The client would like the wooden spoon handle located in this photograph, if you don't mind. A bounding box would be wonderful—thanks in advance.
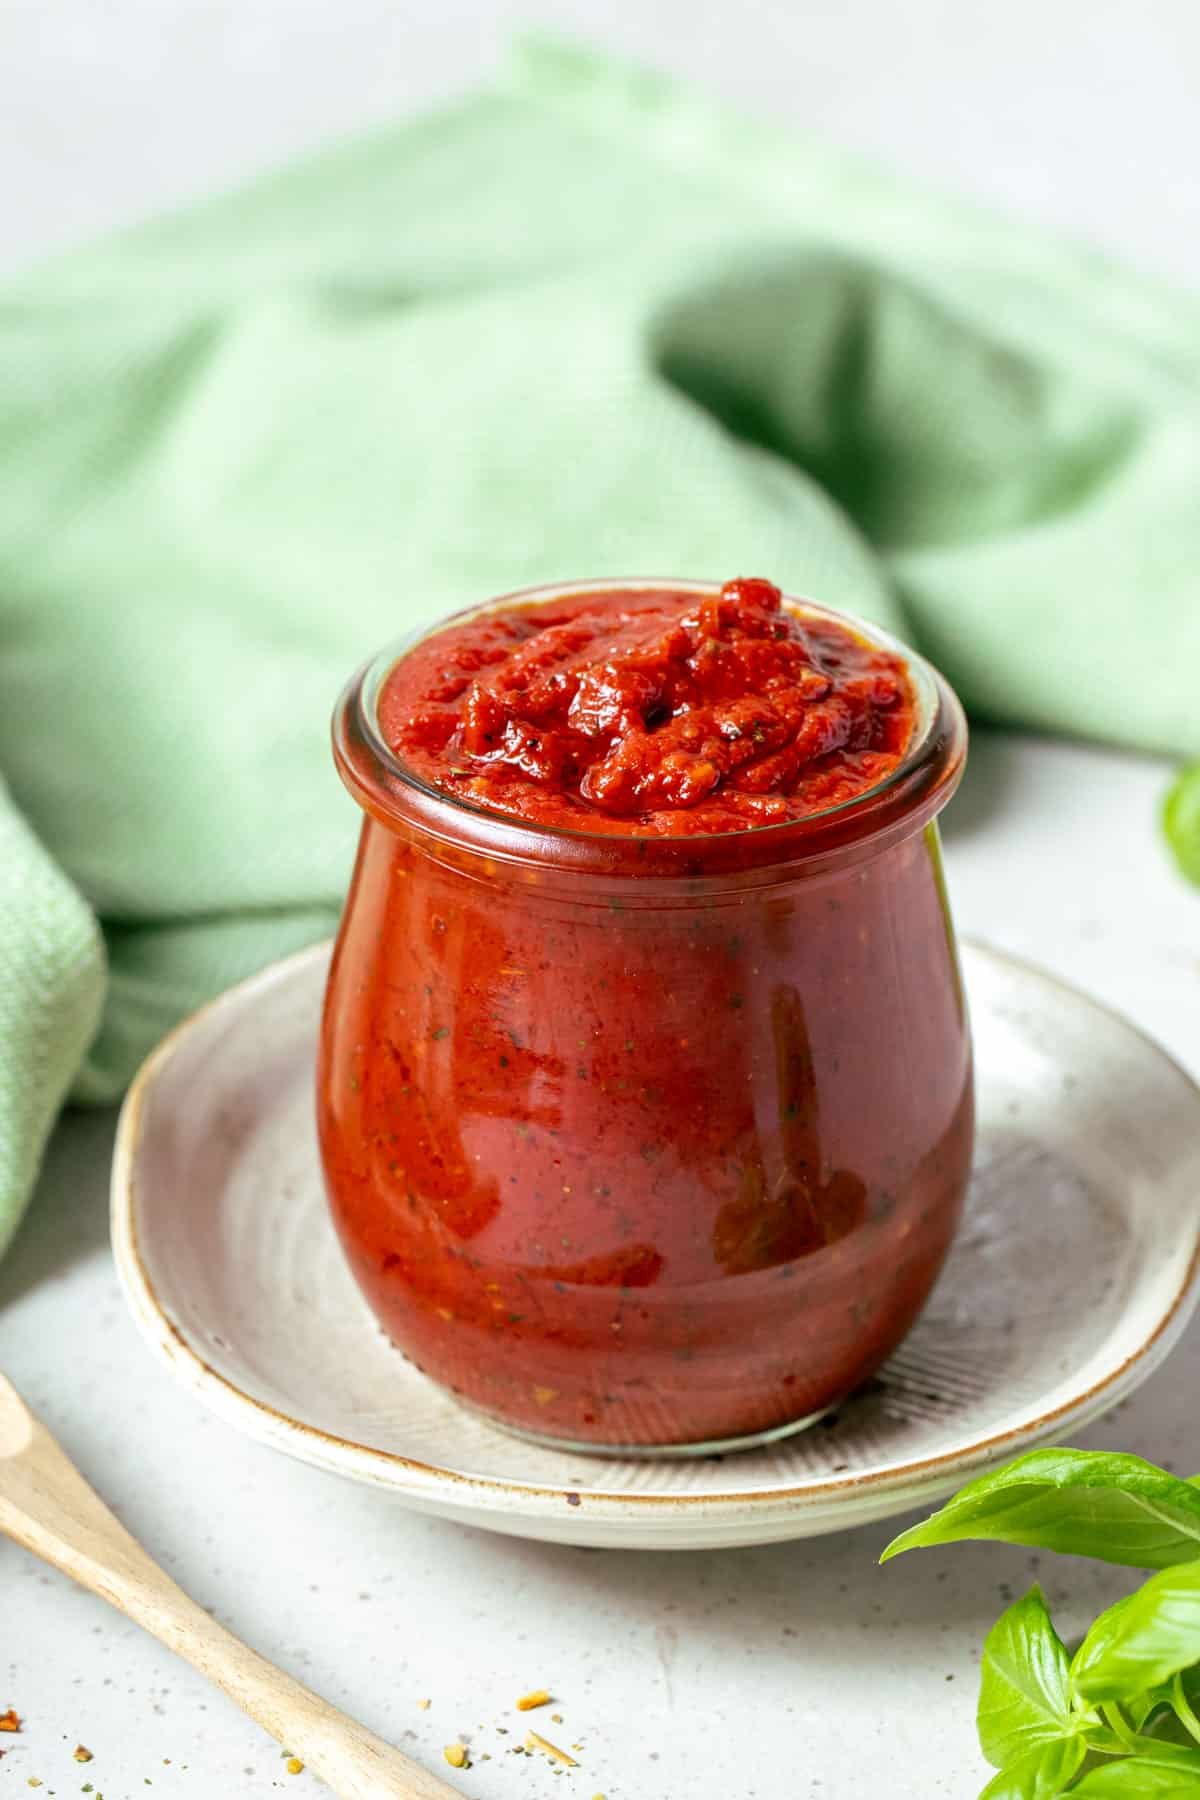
[0,1374,459,1799]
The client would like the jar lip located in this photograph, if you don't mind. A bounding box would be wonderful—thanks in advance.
[334,578,967,877]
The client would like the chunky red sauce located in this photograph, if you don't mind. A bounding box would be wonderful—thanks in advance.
[378,578,914,834]
[320,580,972,1450]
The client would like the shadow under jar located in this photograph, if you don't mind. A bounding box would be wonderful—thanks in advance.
[318,578,973,1454]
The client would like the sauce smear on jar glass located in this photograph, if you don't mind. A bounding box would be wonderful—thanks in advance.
[319,578,973,1452]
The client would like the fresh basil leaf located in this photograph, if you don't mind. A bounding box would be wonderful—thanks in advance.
[1128,1684,1173,1732]
[979,1736,1086,1799]
[1073,1565,1200,1704]
[978,1586,1076,1769]
[882,1451,1200,1569]
[1168,1668,1200,1748]
[1164,764,1200,887]
[1069,1741,1200,1794]
[1128,1667,1200,1737]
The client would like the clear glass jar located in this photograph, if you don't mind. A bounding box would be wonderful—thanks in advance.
[318,581,972,1454]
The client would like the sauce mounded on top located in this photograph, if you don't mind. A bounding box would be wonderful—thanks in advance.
[378,578,915,834]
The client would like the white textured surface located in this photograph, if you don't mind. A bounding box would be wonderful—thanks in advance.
[3,7,1200,1793]
[110,939,1200,1546]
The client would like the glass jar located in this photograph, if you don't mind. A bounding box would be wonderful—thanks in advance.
[318,581,972,1454]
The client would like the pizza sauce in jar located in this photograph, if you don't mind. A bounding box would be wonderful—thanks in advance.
[319,579,972,1450]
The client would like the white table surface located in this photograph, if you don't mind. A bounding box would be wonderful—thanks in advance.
[3,7,1199,1797]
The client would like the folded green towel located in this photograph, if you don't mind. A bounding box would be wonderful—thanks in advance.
[2,40,1198,1260]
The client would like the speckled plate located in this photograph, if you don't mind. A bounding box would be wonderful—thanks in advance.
[111,941,1200,1550]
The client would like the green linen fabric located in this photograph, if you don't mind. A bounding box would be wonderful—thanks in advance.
[2,39,1198,1257]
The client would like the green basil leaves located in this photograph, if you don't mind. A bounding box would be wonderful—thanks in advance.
[978,1586,1075,1768]
[1072,1567,1200,1705]
[979,1738,1087,1799]
[883,1448,1200,1795]
[1070,1743,1200,1794]
[882,1450,1200,1570]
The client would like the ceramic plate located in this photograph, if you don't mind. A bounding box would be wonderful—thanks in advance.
[111,942,1200,1550]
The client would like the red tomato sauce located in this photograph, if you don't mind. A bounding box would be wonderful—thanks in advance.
[378,578,915,834]
[320,580,972,1450]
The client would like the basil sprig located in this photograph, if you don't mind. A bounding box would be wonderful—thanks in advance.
[884,1449,1200,1795]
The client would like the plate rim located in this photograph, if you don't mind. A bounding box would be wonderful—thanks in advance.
[110,936,1200,1526]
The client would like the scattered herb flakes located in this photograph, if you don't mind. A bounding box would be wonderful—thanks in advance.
[516,1690,552,1712]
[443,1743,468,1769]
[526,1730,578,1768]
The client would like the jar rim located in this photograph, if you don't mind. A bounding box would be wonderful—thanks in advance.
[333,578,967,880]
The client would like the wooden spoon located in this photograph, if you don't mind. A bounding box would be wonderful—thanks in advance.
[0,1371,460,1798]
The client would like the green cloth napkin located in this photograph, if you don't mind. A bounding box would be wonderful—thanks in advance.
[2,40,1199,1259]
